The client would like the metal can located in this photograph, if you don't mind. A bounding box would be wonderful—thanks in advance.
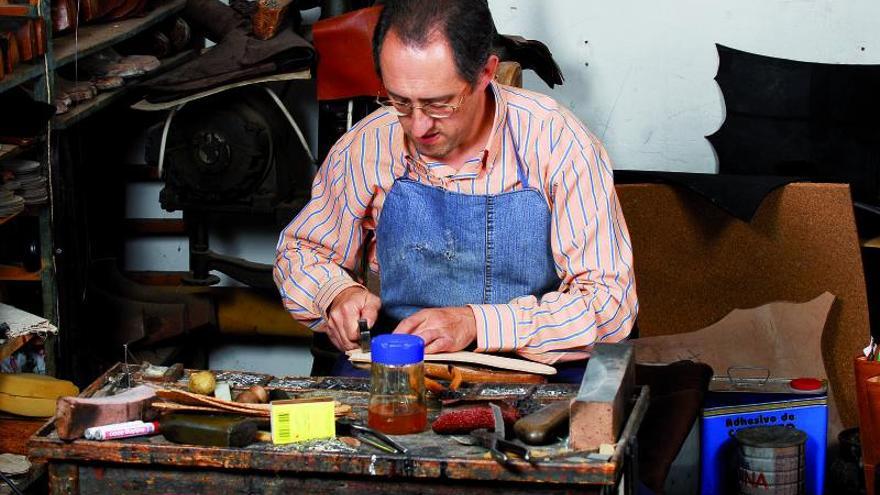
[367,334,427,435]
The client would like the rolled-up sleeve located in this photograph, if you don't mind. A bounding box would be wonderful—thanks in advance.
[273,136,372,331]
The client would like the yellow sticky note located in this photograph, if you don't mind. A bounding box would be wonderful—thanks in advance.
[270,397,336,444]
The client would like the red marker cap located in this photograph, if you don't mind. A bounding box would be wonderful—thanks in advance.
[790,377,823,391]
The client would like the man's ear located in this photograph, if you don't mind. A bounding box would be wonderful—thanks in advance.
[477,54,500,90]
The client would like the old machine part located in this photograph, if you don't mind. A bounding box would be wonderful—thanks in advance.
[145,85,314,288]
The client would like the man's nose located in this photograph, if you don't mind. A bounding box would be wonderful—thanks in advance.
[410,108,435,136]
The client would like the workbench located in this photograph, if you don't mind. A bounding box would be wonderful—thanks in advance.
[28,364,648,494]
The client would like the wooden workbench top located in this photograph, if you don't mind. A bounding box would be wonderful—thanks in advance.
[28,364,648,492]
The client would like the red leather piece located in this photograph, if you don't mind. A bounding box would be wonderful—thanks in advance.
[313,5,385,102]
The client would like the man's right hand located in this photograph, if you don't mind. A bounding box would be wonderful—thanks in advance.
[326,286,381,351]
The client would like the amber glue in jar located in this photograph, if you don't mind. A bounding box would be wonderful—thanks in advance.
[368,334,428,434]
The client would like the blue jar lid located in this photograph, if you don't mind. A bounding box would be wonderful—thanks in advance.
[372,334,424,365]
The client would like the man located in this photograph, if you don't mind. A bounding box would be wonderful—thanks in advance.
[274,0,637,379]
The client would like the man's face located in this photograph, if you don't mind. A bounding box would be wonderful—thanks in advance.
[378,30,485,161]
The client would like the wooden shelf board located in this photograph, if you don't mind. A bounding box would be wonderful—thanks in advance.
[0,143,22,161]
[0,4,39,17]
[0,333,36,362]
[53,48,197,129]
[0,264,41,281]
[0,210,23,226]
[53,0,186,69]
[0,62,45,95]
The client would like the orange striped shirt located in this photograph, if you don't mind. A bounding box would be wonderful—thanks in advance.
[274,81,638,364]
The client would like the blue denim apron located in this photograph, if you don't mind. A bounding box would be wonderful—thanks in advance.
[333,118,586,383]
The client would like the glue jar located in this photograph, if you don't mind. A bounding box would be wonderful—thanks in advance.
[368,334,427,434]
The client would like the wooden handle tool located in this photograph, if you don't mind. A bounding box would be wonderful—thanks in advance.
[513,400,571,445]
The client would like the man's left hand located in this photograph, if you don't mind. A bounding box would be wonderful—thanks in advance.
[393,307,476,353]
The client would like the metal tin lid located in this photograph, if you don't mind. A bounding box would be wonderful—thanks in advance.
[372,334,424,365]
[790,377,823,391]
[735,425,807,448]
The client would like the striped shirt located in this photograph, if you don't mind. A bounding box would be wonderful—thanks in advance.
[274,81,638,365]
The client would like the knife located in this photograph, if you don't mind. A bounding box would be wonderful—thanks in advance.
[358,319,371,353]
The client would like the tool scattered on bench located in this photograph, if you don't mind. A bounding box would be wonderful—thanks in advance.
[336,420,409,455]
[569,343,635,451]
[514,400,570,445]
[358,318,371,353]
[159,413,259,447]
[432,401,519,434]
[55,385,157,441]
[153,387,352,417]
[452,403,533,468]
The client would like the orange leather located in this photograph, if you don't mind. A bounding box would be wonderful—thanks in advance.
[33,18,45,56]
[855,356,880,495]
[51,0,78,33]
[79,0,126,23]
[312,5,385,101]
[104,0,149,21]
[15,20,35,62]
[0,31,19,74]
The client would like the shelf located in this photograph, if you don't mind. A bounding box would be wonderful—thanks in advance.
[0,143,22,161]
[0,264,40,281]
[0,334,36,362]
[53,48,196,129]
[0,62,45,95]
[0,4,40,18]
[0,140,38,161]
[53,0,187,69]
[0,210,23,226]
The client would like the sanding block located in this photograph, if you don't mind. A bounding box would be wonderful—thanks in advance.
[160,413,258,447]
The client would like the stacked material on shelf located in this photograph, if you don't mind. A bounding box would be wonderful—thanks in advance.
[1,158,47,205]
[0,184,24,217]
[0,302,57,339]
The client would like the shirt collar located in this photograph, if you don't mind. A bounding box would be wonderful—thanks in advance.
[400,81,509,180]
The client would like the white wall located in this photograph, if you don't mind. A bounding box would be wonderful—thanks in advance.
[489,0,880,173]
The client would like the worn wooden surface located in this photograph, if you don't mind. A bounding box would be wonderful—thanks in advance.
[0,413,45,454]
[30,364,647,494]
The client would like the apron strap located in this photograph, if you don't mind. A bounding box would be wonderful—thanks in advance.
[505,116,530,190]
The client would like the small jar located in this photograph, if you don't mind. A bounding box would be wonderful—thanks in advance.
[367,334,427,434]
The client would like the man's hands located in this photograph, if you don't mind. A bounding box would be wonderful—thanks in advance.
[327,286,380,351]
[394,307,477,353]
[327,291,476,354]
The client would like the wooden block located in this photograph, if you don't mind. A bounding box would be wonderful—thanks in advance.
[569,343,634,451]
[54,385,157,441]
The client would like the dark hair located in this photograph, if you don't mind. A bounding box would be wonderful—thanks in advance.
[372,0,495,86]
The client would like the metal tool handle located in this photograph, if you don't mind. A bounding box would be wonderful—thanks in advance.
[350,423,409,454]
[358,319,371,353]
[496,438,532,463]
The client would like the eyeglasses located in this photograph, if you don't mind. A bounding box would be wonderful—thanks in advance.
[376,89,467,119]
